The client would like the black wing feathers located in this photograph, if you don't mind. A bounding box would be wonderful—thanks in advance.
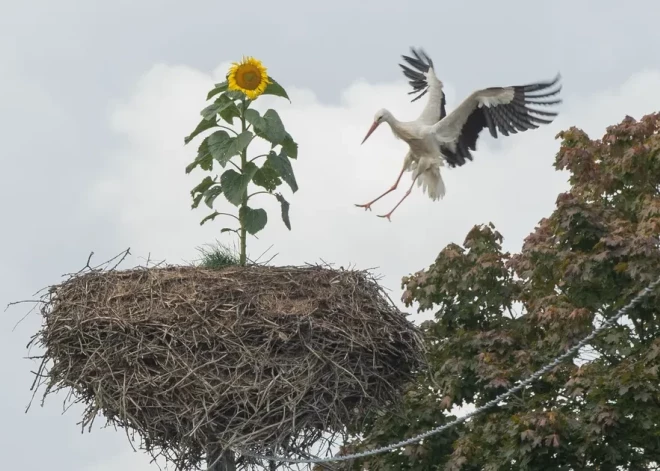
[442,74,562,168]
[486,74,561,139]
[440,110,486,167]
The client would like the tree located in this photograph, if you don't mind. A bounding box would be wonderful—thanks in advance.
[339,112,660,470]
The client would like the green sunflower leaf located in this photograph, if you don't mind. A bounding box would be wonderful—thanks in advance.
[220,162,259,206]
[186,138,214,174]
[219,101,241,125]
[190,176,216,208]
[244,109,264,135]
[267,148,298,193]
[201,94,236,121]
[225,90,246,101]
[252,159,282,192]
[281,133,298,159]
[263,77,291,102]
[190,176,215,198]
[248,109,286,147]
[275,193,292,230]
[225,130,254,162]
[205,131,233,166]
[185,117,218,145]
[203,185,223,209]
[207,81,228,100]
[203,130,253,167]
[239,205,268,235]
[192,192,203,209]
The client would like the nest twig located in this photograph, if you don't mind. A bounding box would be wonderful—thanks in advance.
[25,256,425,470]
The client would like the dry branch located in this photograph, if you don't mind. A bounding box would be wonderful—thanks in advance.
[27,263,425,470]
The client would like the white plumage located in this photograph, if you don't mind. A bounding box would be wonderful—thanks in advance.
[356,47,562,221]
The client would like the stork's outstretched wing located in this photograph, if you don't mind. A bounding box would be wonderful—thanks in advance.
[399,47,447,125]
[433,74,562,167]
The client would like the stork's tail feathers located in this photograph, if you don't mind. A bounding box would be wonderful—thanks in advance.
[399,47,435,103]
[415,162,446,201]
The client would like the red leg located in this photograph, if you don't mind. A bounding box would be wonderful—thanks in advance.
[355,166,406,211]
[377,175,418,221]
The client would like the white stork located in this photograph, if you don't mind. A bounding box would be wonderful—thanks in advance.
[355,47,562,221]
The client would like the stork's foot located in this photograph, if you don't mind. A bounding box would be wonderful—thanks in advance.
[354,203,373,211]
[376,188,412,221]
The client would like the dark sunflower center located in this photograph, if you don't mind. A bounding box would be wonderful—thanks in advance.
[237,65,262,90]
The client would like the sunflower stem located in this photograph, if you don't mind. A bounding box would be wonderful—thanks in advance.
[239,97,248,266]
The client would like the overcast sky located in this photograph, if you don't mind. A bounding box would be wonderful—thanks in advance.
[2,0,660,469]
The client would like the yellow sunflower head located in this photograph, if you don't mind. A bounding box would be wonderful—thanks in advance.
[227,56,271,100]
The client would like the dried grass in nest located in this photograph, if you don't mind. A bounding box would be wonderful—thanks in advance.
[27,259,425,470]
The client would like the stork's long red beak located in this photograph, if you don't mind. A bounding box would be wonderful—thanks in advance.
[361,121,380,145]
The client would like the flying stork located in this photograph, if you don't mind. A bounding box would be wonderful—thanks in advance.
[355,47,562,221]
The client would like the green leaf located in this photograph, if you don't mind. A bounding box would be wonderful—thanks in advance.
[204,185,223,208]
[244,108,264,132]
[244,108,260,123]
[191,176,216,208]
[225,90,246,101]
[263,77,291,102]
[207,81,228,100]
[221,227,237,234]
[192,192,204,209]
[239,206,268,235]
[220,170,244,206]
[252,159,282,192]
[227,130,254,159]
[247,109,286,146]
[200,211,220,226]
[220,162,259,206]
[201,94,236,121]
[281,133,298,159]
[219,102,241,125]
[185,117,218,145]
[186,139,214,173]
[262,109,286,145]
[275,193,292,230]
[190,176,215,197]
[267,149,298,193]
[206,130,234,167]
[206,130,253,167]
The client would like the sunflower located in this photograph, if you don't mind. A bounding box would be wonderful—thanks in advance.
[227,56,271,100]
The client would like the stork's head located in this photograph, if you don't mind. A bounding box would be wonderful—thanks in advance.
[361,108,391,145]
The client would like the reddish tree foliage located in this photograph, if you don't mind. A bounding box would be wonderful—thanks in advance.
[336,112,660,470]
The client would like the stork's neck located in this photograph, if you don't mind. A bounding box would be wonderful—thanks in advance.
[382,112,406,138]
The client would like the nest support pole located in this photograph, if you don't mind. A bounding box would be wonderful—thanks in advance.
[208,445,235,471]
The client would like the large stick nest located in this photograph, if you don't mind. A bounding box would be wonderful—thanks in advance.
[28,261,425,470]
